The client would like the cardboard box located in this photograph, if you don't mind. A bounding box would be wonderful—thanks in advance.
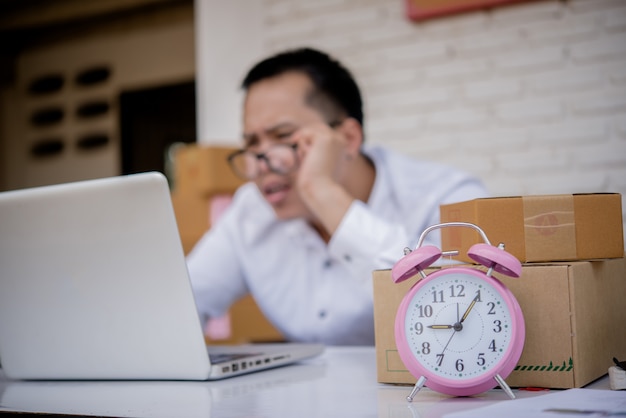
[439,194,624,263]
[170,144,243,254]
[226,295,285,344]
[171,193,212,255]
[173,144,244,198]
[372,256,626,389]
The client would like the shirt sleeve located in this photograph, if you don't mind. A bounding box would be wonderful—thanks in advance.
[327,176,489,289]
[185,210,249,320]
[327,200,408,287]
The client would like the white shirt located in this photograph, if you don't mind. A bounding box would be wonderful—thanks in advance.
[186,146,488,345]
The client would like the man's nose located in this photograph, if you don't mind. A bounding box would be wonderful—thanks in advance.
[256,155,271,176]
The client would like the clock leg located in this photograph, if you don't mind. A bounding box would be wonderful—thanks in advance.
[494,374,516,399]
[406,376,427,402]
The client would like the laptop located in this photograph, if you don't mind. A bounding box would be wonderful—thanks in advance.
[0,172,323,380]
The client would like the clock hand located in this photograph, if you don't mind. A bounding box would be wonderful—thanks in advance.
[432,331,457,381]
[436,298,479,368]
[440,329,457,354]
[460,294,480,323]
[427,324,454,329]
[428,303,464,331]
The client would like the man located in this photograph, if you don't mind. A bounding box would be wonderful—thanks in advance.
[186,48,488,345]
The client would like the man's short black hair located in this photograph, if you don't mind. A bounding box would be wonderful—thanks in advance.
[241,47,364,128]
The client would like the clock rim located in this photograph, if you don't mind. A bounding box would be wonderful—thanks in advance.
[394,266,525,397]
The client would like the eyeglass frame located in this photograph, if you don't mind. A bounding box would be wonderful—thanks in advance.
[226,120,345,181]
[227,142,300,180]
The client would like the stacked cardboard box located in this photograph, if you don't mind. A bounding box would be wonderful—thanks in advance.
[373,193,625,389]
[439,194,624,263]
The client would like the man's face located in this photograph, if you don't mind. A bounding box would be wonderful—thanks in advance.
[242,71,326,220]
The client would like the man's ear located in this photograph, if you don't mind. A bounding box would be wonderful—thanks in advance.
[339,117,364,157]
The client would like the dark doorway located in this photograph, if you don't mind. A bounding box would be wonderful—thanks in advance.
[119,81,196,176]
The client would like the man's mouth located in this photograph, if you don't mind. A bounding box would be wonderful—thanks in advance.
[263,182,290,204]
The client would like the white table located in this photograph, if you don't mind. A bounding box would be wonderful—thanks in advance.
[0,346,610,418]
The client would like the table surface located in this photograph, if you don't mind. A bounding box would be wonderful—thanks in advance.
[0,346,611,418]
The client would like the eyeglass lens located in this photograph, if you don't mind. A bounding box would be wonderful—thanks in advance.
[230,144,297,180]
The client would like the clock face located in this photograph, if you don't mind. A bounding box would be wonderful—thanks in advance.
[401,270,516,383]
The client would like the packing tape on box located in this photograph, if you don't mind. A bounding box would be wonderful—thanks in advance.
[523,195,576,261]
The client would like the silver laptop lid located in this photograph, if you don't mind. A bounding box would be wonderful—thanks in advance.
[0,172,212,380]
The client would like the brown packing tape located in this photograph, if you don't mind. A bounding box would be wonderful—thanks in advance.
[522,195,576,261]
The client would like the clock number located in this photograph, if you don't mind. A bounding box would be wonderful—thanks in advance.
[414,322,424,335]
[488,339,497,352]
[493,320,502,333]
[474,290,482,302]
[432,290,445,303]
[436,354,444,367]
[455,359,464,372]
[422,342,431,355]
[487,302,496,315]
[449,284,465,298]
[417,305,433,318]
[477,353,486,366]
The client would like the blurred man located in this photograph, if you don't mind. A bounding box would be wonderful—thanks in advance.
[186,48,488,345]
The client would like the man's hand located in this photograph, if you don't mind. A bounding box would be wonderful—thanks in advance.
[294,122,346,190]
[292,122,355,240]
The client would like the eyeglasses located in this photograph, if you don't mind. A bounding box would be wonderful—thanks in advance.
[227,143,299,180]
[227,120,345,180]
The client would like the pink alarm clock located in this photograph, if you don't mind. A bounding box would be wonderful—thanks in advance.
[392,222,524,402]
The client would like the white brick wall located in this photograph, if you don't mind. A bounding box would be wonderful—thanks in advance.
[257,0,626,243]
